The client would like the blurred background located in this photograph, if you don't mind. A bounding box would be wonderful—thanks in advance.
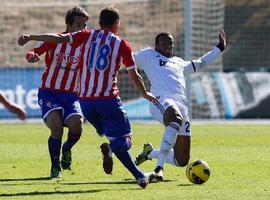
[0,0,270,120]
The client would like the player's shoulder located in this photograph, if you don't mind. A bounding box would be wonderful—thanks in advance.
[135,47,155,55]
[172,55,185,63]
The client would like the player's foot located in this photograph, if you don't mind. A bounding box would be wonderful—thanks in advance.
[137,172,156,189]
[154,166,164,181]
[100,143,113,174]
[61,149,72,170]
[50,167,62,179]
[135,143,153,166]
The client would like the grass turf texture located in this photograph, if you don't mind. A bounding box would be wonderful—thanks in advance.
[0,123,269,199]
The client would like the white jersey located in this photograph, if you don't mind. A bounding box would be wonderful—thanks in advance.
[133,47,222,102]
[133,47,222,135]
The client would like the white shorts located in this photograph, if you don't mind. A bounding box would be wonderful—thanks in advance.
[150,96,191,136]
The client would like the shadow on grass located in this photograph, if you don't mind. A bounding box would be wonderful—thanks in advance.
[62,179,176,186]
[0,189,105,197]
[0,177,51,182]
[177,183,194,187]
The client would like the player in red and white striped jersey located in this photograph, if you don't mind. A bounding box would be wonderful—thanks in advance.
[18,6,157,188]
[21,7,89,178]
[68,28,135,99]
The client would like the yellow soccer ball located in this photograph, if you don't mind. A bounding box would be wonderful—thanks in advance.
[186,160,211,184]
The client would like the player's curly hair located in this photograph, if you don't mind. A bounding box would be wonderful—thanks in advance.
[99,6,119,27]
[65,7,89,26]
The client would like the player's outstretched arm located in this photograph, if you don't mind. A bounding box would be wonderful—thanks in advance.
[127,69,157,103]
[0,94,26,120]
[18,33,69,46]
[184,30,227,72]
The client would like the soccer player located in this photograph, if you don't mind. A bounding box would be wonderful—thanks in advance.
[22,7,89,178]
[0,93,26,120]
[18,6,156,188]
[133,30,227,180]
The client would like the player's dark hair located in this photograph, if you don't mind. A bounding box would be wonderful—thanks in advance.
[99,6,119,27]
[65,7,89,26]
[155,32,172,44]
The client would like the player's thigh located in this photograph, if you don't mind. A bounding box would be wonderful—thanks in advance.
[65,115,84,134]
[173,135,190,167]
[150,97,182,126]
[45,110,64,137]
[97,98,131,138]
[163,106,183,126]
[80,100,104,136]
[62,95,83,125]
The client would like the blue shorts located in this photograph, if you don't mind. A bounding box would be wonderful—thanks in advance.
[38,88,83,124]
[80,98,131,138]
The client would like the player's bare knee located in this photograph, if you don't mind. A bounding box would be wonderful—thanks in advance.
[66,116,83,134]
[175,151,190,167]
[176,157,189,167]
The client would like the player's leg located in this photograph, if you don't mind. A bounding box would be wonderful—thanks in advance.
[61,97,84,170]
[98,98,154,188]
[145,121,191,168]
[61,115,83,170]
[38,89,64,178]
[153,105,182,180]
[45,110,64,178]
[173,134,190,167]
[80,99,114,173]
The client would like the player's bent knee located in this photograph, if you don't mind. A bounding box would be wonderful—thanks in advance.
[178,159,189,167]
[66,116,83,134]
[176,156,190,167]
[109,136,132,153]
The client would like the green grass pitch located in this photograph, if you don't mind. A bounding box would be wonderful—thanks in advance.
[0,123,269,199]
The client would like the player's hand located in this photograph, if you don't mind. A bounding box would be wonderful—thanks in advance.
[26,52,40,63]
[218,30,226,49]
[15,108,26,121]
[18,34,30,46]
[143,92,158,104]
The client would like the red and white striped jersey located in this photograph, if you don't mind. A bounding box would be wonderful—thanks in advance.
[28,38,82,93]
[68,29,135,99]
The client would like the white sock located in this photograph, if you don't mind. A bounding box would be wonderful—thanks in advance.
[156,122,180,169]
[149,149,179,167]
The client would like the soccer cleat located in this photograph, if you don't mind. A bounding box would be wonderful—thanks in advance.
[61,150,72,170]
[100,143,113,174]
[137,172,156,189]
[135,143,153,166]
[154,166,164,181]
[50,167,62,179]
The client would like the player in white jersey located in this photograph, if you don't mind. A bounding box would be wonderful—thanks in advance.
[133,30,227,180]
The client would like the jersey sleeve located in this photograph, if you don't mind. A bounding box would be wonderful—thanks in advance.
[119,39,135,70]
[133,48,150,70]
[29,41,54,56]
[68,29,90,46]
[184,46,222,73]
